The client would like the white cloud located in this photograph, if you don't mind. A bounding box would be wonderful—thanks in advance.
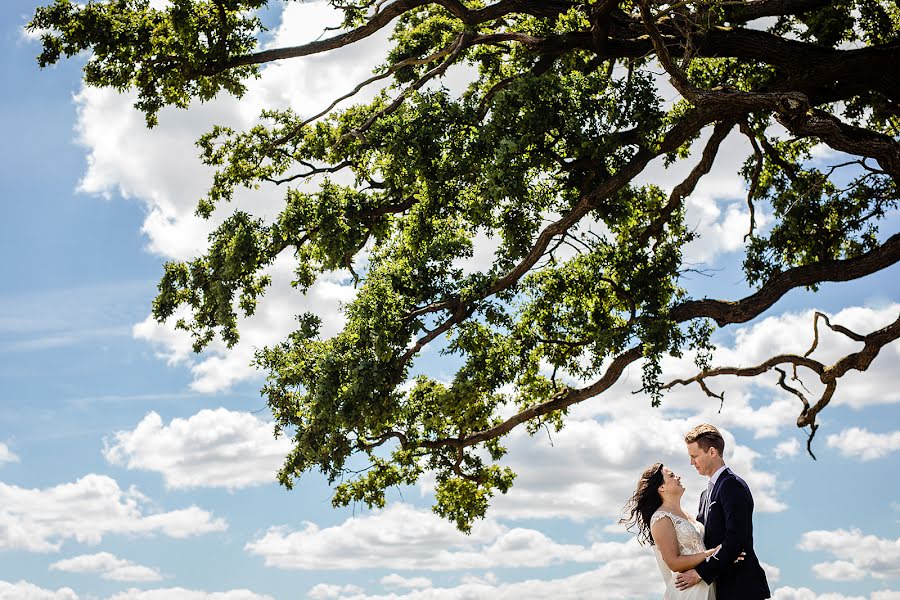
[0,443,18,466]
[50,552,162,582]
[775,438,801,459]
[770,588,900,600]
[380,575,432,590]
[0,474,226,552]
[303,559,663,600]
[132,260,356,393]
[103,408,291,490]
[0,580,78,600]
[309,584,365,600]
[826,427,900,461]
[246,502,646,571]
[772,587,867,600]
[682,192,761,265]
[719,305,900,411]
[811,560,869,581]
[486,413,785,523]
[107,589,273,600]
[799,529,900,581]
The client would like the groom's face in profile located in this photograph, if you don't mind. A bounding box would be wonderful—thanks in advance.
[687,441,716,477]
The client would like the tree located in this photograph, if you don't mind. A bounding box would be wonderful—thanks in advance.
[30,0,900,531]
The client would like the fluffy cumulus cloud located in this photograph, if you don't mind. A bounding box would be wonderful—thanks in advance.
[0,474,225,552]
[0,581,277,600]
[308,584,366,600]
[825,427,900,461]
[0,580,78,600]
[0,443,17,466]
[302,558,663,600]
[484,412,785,523]
[246,502,646,571]
[380,575,432,590]
[714,305,900,411]
[49,552,162,582]
[632,126,768,266]
[103,408,291,489]
[799,529,900,581]
[771,588,900,600]
[106,589,273,600]
[772,587,866,600]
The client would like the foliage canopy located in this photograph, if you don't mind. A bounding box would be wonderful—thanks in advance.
[31,0,900,530]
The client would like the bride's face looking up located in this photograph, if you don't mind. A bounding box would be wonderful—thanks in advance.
[657,467,685,501]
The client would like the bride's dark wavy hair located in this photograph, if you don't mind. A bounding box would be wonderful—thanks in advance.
[620,462,665,546]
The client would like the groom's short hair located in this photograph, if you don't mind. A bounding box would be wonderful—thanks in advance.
[685,423,725,457]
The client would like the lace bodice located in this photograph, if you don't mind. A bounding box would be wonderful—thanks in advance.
[651,509,706,555]
[649,510,714,599]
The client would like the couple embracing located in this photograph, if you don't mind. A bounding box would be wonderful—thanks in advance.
[624,424,771,599]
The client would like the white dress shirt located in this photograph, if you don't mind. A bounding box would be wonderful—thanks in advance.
[708,464,728,489]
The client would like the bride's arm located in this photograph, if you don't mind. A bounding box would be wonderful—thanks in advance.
[651,517,717,573]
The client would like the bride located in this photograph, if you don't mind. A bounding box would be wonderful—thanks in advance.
[622,463,717,599]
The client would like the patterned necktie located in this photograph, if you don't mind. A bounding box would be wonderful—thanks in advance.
[704,479,714,521]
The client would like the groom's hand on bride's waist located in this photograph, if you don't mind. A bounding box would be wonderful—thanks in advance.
[675,569,701,590]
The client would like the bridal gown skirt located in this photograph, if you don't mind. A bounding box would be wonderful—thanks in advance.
[663,573,715,600]
[649,510,716,600]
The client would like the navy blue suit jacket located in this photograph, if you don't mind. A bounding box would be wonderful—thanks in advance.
[696,468,770,599]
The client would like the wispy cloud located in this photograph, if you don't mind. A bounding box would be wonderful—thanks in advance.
[0,281,153,353]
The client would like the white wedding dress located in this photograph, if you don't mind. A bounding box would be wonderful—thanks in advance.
[650,510,716,600]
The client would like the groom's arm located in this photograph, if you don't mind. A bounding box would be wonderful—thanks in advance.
[694,478,751,584]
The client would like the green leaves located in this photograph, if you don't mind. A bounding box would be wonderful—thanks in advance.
[29,0,265,125]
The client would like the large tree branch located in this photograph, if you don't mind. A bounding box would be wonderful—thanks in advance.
[724,0,833,22]
[419,346,644,450]
[671,234,900,326]
[640,119,736,247]
[223,0,574,70]
[776,108,900,180]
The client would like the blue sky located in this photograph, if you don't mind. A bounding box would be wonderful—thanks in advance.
[2,1,900,599]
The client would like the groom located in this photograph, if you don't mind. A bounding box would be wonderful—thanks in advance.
[674,424,770,599]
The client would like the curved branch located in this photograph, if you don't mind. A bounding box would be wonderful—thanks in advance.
[665,312,900,455]
[226,0,432,69]
[739,121,763,240]
[421,346,644,450]
[224,0,574,70]
[776,108,900,180]
[640,119,735,247]
[672,233,900,326]
[805,311,866,357]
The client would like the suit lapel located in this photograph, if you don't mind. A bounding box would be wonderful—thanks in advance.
[708,468,733,515]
